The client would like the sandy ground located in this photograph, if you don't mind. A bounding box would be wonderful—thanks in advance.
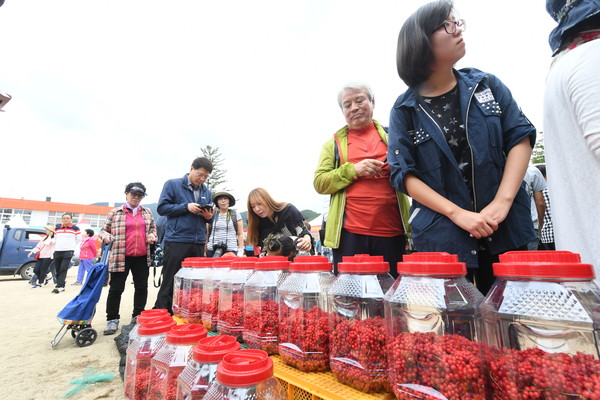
[0,266,160,400]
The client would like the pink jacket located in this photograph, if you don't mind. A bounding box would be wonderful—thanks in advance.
[79,237,98,260]
[33,236,55,259]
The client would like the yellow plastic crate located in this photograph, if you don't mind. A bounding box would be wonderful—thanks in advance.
[272,356,396,400]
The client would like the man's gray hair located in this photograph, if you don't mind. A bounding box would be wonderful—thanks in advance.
[337,83,374,108]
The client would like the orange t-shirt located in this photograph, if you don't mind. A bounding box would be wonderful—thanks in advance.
[344,124,404,237]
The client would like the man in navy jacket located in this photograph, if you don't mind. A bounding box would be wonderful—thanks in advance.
[153,157,214,313]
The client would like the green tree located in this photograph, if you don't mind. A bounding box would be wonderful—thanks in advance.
[200,145,229,191]
[531,131,545,164]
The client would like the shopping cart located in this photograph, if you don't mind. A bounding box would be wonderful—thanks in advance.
[51,244,110,348]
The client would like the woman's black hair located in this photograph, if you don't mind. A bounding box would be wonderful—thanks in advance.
[125,182,147,193]
[396,0,454,87]
[85,228,95,237]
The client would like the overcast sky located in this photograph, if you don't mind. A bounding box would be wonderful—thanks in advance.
[0,0,556,215]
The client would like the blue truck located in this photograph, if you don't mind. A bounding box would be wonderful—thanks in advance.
[0,224,46,279]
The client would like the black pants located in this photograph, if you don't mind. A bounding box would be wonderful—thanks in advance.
[153,242,205,313]
[332,229,406,278]
[466,240,527,296]
[54,250,74,288]
[33,258,53,285]
[106,256,148,321]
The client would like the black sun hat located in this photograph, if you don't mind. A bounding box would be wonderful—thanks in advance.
[212,191,235,207]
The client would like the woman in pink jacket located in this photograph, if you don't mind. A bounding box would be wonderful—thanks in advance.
[27,225,56,288]
[73,228,98,285]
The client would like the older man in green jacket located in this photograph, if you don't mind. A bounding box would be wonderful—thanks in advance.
[314,83,411,277]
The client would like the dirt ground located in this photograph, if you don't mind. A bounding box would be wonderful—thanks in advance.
[0,266,161,400]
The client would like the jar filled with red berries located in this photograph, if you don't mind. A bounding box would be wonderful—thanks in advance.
[147,324,208,400]
[176,335,241,400]
[480,251,600,399]
[327,254,395,393]
[385,252,486,400]
[173,259,195,320]
[217,258,256,342]
[203,349,286,400]
[129,309,172,347]
[180,258,213,324]
[201,259,231,332]
[124,318,177,400]
[243,256,290,354]
[278,255,335,372]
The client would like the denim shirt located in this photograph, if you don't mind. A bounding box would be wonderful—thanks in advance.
[547,0,600,54]
[388,68,536,267]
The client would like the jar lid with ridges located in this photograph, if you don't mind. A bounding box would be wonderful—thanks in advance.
[493,250,594,279]
[397,252,466,276]
[216,349,273,387]
[193,335,241,363]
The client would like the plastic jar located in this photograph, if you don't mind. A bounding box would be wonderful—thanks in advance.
[147,324,208,400]
[278,255,335,372]
[385,252,486,399]
[124,318,177,400]
[129,309,172,347]
[201,259,231,332]
[202,349,286,400]
[217,258,256,341]
[180,258,213,324]
[327,254,395,393]
[243,256,290,354]
[480,251,600,398]
[176,335,241,400]
[173,259,195,319]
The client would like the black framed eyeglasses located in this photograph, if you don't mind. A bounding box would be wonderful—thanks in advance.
[433,19,466,34]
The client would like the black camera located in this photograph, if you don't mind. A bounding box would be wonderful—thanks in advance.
[212,241,228,258]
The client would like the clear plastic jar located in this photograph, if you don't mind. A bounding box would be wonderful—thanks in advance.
[180,258,213,324]
[173,259,195,319]
[201,259,231,332]
[327,254,395,393]
[480,251,600,398]
[124,318,177,400]
[147,324,208,400]
[243,256,290,354]
[129,309,172,347]
[176,335,241,400]
[278,255,335,372]
[385,252,486,399]
[203,349,285,400]
[217,259,256,342]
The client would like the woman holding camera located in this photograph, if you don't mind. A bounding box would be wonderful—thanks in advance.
[206,191,244,257]
[246,187,312,255]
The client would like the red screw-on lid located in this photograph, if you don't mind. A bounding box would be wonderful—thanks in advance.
[230,259,257,270]
[493,250,594,279]
[137,318,177,336]
[397,252,466,276]
[212,259,233,268]
[216,349,273,387]
[193,335,241,363]
[136,310,173,326]
[291,256,332,272]
[181,259,194,267]
[256,256,290,271]
[338,254,389,274]
[187,258,213,268]
[166,323,208,344]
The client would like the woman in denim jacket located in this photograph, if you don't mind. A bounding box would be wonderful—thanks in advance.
[388,0,536,294]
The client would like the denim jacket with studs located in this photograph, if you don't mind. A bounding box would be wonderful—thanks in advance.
[388,67,536,267]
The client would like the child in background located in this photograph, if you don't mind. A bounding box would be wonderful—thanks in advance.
[73,229,97,285]
[262,233,298,261]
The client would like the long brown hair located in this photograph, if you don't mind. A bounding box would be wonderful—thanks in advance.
[245,188,287,246]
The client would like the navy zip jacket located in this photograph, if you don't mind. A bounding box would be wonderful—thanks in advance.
[388,68,536,268]
[157,174,213,244]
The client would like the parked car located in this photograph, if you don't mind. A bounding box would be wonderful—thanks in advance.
[0,225,46,279]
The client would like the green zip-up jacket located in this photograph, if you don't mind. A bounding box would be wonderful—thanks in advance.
[313,120,412,249]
